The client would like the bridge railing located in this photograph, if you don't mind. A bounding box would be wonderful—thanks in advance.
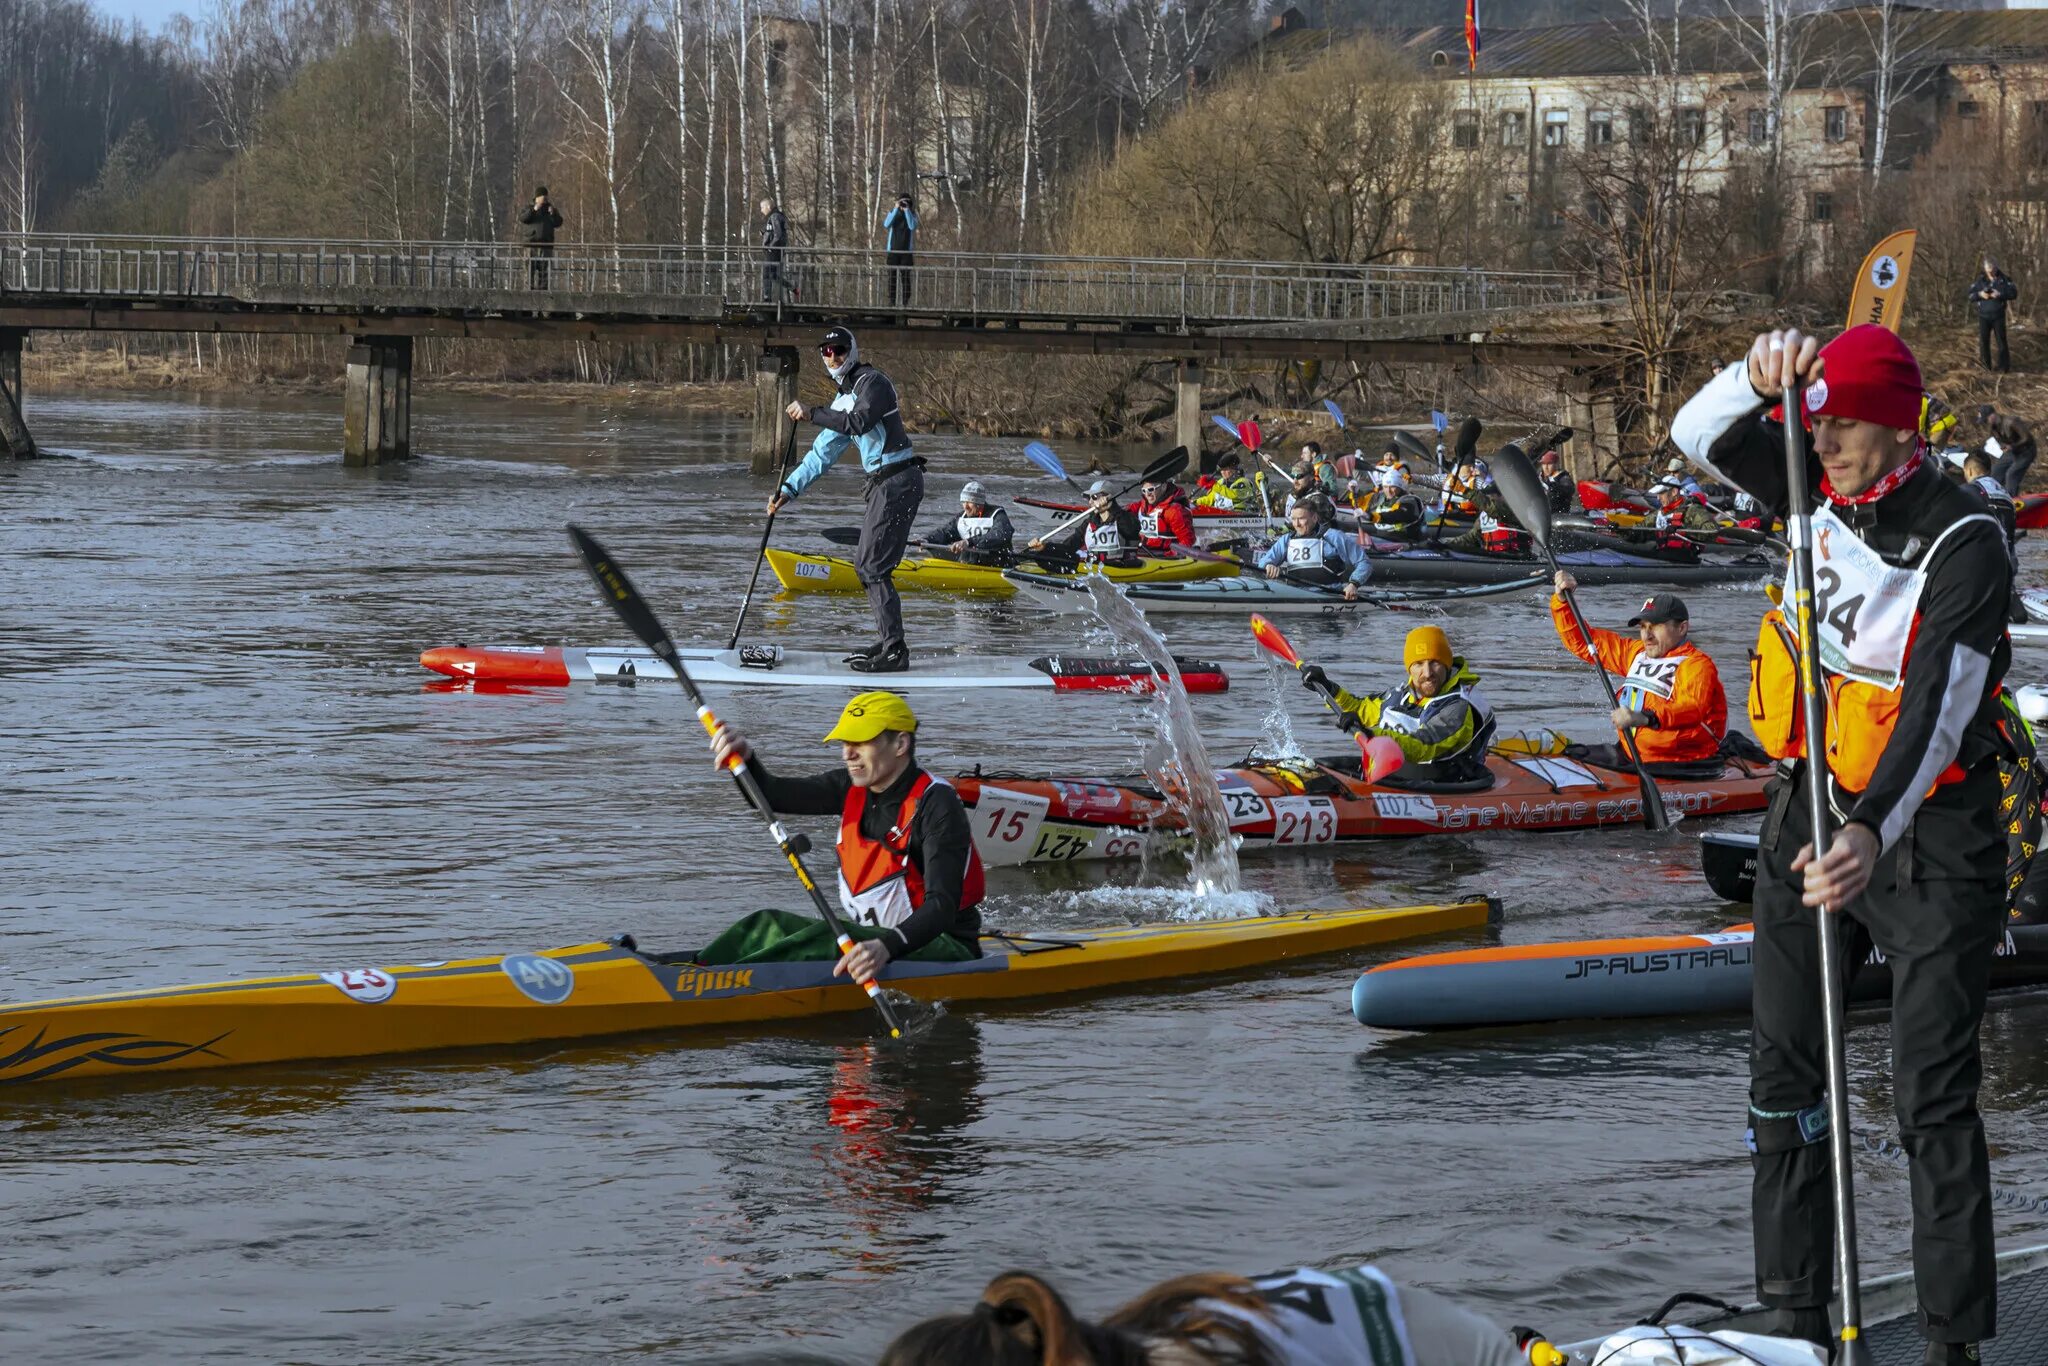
[0,233,1600,328]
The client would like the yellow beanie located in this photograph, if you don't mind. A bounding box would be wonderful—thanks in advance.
[1403,626,1453,670]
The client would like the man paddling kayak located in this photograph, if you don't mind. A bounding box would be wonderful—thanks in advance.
[770,326,922,674]
[704,691,983,977]
[1195,451,1255,510]
[1258,496,1369,599]
[1365,465,1425,538]
[1133,471,1197,551]
[926,480,1014,561]
[1297,625,1497,784]
[1030,480,1143,563]
[1672,322,2012,1363]
[1550,571,1728,771]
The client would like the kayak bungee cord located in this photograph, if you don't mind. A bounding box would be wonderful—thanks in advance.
[570,523,905,1040]
[1781,375,1873,1365]
[728,414,800,651]
[1488,440,1673,833]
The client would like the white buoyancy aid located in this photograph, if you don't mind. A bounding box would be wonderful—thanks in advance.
[1083,519,1128,557]
[955,513,997,540]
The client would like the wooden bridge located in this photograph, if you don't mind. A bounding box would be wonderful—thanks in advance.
[0,233,1623,468]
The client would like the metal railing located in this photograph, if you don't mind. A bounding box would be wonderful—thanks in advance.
[0,232,1603,330]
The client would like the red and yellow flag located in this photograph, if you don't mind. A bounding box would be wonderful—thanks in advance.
[1465,0,1481,70]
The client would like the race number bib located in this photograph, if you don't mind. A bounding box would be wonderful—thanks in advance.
[1138,509,1162,539]
[956,514,996,539]
[1209,486,1237,509]
[1795,506,1923,689]
[1477,513,1498,533]
[1621,652,1682,704]
[1284,537,1327,570]
[1084,521,1126,556]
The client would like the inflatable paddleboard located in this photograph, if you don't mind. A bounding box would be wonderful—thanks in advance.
[1352,924,2048,1029]
[1001,570,1544,615]
[420,644,1229,692]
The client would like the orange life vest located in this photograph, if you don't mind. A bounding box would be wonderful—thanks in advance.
[835,772,986,930]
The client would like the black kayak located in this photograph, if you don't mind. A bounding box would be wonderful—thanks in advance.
[1364,546,1773,587]
[1702,830,1761,901]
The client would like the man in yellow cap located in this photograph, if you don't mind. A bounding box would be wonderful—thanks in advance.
[1296,626,1497,783]
[700,691,984,974]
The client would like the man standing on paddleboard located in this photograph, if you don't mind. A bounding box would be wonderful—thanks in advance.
[770,327,923,673]
[1673,324,2012,1364]
[703,691,983,977]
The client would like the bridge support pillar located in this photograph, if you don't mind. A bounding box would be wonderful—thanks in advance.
[0,328,34,460]
[751,346,800,476]
[343,335,413,466]
[1561,370,1617,477]
[1174,360,1204,468]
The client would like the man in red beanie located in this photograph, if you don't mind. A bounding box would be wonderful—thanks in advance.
[1672,324,2011,1363]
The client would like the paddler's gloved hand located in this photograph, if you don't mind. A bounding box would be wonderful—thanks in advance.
[1335,712,1368,735]
[1298,663,1333,695]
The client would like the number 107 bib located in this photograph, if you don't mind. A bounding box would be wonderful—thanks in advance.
[1796,506,1921,690]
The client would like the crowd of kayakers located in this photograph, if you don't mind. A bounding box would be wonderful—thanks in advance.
[726,315,2048,1363]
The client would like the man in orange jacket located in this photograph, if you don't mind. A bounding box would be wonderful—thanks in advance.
[1550,569,1727,769]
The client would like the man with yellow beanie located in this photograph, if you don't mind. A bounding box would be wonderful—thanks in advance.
[698,691,984,974]
[1296,625,1497,783]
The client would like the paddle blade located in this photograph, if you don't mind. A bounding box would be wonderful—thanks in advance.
[1454,417,1483,461]
[1249,613,1301,667]
[1393,431,1432,462]
[1488,442,1555,548]
[1022,441,1067,483]
[569,524,674,657]
[1364,735,1405,783]
[1322,398,1346,428]
[818,527,864,546]
[1638,768,1674,831]
[1242,419,1263,452]
[1431,409,1448,433]
[1141,446,1190,485]
[1210,413,1239,441]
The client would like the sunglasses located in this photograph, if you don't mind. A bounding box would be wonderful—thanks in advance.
[820,344,848,358]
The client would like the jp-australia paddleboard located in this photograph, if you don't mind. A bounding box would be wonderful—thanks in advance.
[419,643,1230,692]
[1002,569,1544,615]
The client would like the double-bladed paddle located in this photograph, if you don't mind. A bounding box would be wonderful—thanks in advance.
[569,524,905,1039]
[1023,440,1088,495]
[728,416,800,650]
[1248,614,1404,781]
[1488,441,1672,832]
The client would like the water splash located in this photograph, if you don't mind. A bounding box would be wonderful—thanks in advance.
[1256,653,1308,763]
[1078,575,1242,899]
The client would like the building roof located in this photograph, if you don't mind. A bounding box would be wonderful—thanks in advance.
[1385,8,2048,81]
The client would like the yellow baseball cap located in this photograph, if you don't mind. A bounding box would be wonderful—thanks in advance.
[824,691,919,743]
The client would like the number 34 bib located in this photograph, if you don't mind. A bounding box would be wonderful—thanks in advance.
[1794,506,1923,690]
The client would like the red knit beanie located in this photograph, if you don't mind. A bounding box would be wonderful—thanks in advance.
[1802,325,1922,431]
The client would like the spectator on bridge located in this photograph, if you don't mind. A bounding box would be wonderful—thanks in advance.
[884,193,918,309]
[1969,256,2017,373]
[520,186,563,290]
[760,198,796,306]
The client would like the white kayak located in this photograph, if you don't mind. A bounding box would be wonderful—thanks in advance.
[419,643,1230,692]
[1002,569,1546,615]
[2017,588,2048,642]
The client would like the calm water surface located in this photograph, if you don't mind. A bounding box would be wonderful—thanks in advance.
[6,388,2048,1363]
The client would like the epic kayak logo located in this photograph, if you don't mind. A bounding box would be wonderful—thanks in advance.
[672,967,754,998]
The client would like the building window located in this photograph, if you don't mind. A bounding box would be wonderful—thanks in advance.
[1586,194,1613,228]
[1747,109,1768,146]
[1588,110,1613,146]
[1812,191,1834,223]
[1628,107,1651,142]
[1500,110,1526,146]
[1824,106,1847,142]
[1452,109,1480,149]
[1540,200,1566,229]
[1676,107,1706,147]
[1542,109,1569,147]
[1959,100,1981,119]
[1503,192,1526,225]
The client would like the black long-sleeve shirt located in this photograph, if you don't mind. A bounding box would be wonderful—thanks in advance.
[740,758,980,958]
[925,506,1015,554]
[1672,362,2012,851]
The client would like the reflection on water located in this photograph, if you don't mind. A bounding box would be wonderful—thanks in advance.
[5,390,2047,1361]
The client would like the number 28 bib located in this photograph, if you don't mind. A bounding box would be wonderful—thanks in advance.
[1793,505,1922,691]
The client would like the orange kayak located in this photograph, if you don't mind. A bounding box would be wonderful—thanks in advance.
[953,752,1771,866]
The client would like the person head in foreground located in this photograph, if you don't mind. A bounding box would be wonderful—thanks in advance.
[1086,478,1119,512]
[820,324,860,381]
[960,480,991,515]
[1286,497,1329,538]
[825,690,917,789]
[1140,470,1180,502]
[1404,625,1456,698]
[1746,322,1921,499]
[1628,592,1691,658]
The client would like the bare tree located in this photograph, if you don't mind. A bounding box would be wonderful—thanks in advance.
[551,0,650,241]
[0,86,38,234]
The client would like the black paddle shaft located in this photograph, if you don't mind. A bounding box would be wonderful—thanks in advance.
[569,523,906,1038]
[729,417,801,650]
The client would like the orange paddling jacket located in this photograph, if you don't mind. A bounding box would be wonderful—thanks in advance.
[1551,595,1727,764]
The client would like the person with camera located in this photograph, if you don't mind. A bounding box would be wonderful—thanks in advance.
[518,186,563,290]
[884,193,918,308]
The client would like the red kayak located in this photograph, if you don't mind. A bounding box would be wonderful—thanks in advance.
[2019,493,2048,530]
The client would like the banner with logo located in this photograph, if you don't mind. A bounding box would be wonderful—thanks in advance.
[1845,229,1917,333]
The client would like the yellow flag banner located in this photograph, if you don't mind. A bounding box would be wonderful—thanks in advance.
[1846,229,1917,332]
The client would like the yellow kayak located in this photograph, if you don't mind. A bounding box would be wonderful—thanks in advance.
[0,900,1494,1086]
[765,548,1237,596]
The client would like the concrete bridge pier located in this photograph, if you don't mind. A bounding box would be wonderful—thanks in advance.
[1174,359,1204,465]
[342,335,413,466]
[0,328,34,459]
[751,346,800,476]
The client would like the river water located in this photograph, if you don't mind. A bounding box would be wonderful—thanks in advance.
[6,389,2048,1363]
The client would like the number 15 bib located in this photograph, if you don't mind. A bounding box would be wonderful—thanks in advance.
[1793,506,1925,691]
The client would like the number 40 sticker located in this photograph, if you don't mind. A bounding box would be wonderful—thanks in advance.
[501,953,576,1004]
